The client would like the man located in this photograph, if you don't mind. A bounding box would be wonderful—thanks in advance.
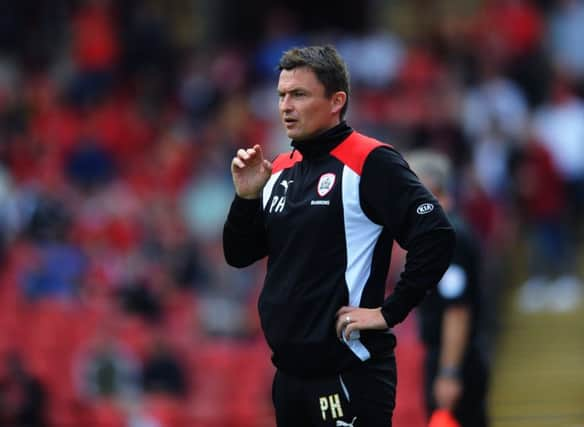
[407,150,489,427]
[223,45,455,426]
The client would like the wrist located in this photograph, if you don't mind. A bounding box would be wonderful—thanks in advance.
[437,366,461,379]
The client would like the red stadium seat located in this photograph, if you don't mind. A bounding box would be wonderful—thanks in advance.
[144,394,184,427]
[91,400,126,427]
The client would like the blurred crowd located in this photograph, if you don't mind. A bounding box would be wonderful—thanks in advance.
[0,0,583,425]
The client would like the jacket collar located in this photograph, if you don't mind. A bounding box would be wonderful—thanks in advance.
[291,121,353,159]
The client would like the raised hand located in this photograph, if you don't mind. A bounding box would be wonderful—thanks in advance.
[231,144,273,199]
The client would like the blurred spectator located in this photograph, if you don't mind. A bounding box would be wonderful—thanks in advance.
[0,352,46,427]
[471,118,513,202]
[178,54,221,128]
[511,134,580,312]
[253,7,306,81]
[462,56,529,143]
[27,77,82,155]
[141,333,187,397]
[197,241,261,339]
[69,0,119,106]
[19,191,87,301]
[532,72,584,245]
[181,172,234,242]
[65,138,117,192]
[117,277,163,324]
[87,96,155,167]
[0,166,22,244]
[0,59,22,118]
[337,30,405,89]
[118,0,177,98]
[409,71,470,170]
[547,0,584,83]
[74,327,141,402]
[0,2,67,71]
[470,0,547,106]
[471,0,543,63]
[25,192,72,243]
[22,239,87,301]
[459,171,502,247]
[142,198,209,291]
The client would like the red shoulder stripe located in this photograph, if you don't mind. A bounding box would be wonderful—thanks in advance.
[331,132,389,175]
[271,150,303,174]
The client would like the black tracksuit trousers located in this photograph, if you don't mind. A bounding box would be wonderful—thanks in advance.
[272,355,396,427]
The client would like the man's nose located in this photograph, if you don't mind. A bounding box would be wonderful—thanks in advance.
[280,95,293,112]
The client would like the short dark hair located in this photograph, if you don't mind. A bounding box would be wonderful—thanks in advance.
[278,45,350,119]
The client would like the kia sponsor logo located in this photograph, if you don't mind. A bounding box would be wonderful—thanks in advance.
[416,203,434,215]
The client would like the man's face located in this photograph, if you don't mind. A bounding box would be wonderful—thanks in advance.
[277,66,341,140]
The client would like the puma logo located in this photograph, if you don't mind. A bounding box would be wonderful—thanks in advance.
[336,417,357,427]
[280,179,293,195]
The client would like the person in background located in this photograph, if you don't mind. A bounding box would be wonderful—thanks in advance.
[407,149,489,427]
[0,353,47,427]
[223,45,454,426]
[74,327,141,402]
[142,333,187,397]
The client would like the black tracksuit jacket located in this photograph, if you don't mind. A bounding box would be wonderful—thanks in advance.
[223,122,455,378]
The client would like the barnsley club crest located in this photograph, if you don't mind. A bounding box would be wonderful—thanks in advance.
[317,173,336,197]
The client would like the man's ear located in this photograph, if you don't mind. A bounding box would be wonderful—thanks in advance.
[331,91,347,115]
